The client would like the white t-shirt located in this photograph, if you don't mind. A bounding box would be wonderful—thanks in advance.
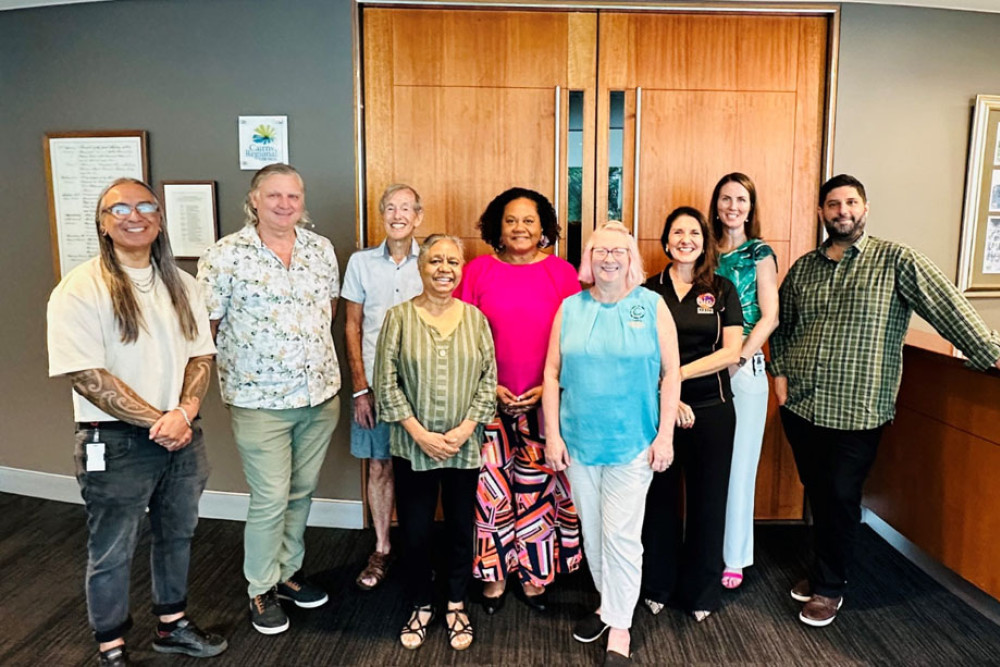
[47,257,216,422]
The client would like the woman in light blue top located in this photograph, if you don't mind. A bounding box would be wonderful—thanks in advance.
[710,173,779,590]
[543,222,680,664]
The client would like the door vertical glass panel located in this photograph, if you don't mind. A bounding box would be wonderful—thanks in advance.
[607,90,625,223]
[567,90,584,267]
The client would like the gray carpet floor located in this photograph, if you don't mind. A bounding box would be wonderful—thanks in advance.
[1,492,998,666]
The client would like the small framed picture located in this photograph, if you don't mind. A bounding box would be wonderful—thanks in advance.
[958,95,1000,295]
[160,181,219,259]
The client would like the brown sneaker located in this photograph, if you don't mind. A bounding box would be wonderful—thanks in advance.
[799,593,843,627]
[790,579,812,603]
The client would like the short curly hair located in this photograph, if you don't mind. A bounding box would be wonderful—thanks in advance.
[477,187,560,252]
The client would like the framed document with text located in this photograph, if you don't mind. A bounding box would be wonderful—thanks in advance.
[160,181,219,259]
[43,130,148,279]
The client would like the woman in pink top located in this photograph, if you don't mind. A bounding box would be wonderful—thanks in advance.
[458,187,582,614]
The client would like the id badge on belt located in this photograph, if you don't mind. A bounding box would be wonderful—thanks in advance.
[86,427,106,472]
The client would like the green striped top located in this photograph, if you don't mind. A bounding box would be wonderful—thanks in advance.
[374,300,497,471]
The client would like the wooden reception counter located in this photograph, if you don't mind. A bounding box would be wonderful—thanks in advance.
[863,329,1000,601]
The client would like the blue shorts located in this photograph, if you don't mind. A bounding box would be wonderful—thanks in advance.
[350,418,391,460]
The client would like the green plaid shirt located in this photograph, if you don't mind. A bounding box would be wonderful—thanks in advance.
[769,234,1000,430]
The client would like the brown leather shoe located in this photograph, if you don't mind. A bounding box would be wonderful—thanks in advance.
[790,579,812,602]
[799,593,843,627]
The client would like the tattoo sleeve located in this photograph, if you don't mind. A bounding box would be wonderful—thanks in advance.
[68,368,163,428]
[180,355,213,416]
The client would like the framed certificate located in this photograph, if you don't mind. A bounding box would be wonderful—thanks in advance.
[43,130,148,279]
[160,181,219,259]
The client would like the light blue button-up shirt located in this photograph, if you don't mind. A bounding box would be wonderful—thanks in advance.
[341,239,423,385]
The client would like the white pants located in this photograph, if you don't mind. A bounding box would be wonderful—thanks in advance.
[566,449,653,629]
[722,357,769,569]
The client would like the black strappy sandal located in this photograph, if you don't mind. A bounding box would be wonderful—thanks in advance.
[446,607,474,651]
[400,604,435,650]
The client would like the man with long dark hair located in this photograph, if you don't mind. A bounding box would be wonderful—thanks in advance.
[47,178,226,666]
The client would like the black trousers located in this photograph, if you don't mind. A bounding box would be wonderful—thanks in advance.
[780,407,884,599]
[393,456,478,606]
[642,400,736,612]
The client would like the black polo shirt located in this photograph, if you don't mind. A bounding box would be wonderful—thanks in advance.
[645,269,743,408]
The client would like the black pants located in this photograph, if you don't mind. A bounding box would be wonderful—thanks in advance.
[780,407,884,598]
[393,456,478,606]
[642,401,735,612]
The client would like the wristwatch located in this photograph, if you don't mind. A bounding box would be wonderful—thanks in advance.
[737,357,748,368]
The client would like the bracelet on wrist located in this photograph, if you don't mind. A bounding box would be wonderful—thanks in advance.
[352,387,371,399]
[173,406,193,427]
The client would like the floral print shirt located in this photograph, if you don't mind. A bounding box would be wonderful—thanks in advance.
[197,224,341,409]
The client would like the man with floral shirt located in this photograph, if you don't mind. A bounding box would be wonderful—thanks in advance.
[197,164,341,635]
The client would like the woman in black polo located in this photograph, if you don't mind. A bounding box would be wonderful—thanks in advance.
[641,206,743,622]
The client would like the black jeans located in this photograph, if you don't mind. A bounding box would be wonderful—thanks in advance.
[780,407,883,598]
[74,422,209,643]
[392,456,478,606]
[642,400,736,612]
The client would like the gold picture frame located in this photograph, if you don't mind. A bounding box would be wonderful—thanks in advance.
[958,95,1000,296]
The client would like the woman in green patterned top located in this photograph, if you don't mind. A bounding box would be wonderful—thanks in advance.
[710,173,779,590]
[374,234,497,652]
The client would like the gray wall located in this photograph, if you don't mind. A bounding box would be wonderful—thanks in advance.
[2,0,999,494]
[834,3,1000,331]
[0,0,362,499]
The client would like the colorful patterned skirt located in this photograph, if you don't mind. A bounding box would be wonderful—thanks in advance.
[472,408,582,586]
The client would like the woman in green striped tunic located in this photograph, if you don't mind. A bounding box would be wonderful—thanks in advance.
[374,234,497,652]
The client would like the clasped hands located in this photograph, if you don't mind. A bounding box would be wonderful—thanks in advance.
[415,422,475,461]
[149,407,193,451]
[497,385,542,416]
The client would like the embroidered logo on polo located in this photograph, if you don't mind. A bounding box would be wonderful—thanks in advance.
[696,292,716,314]
[628,303,647,328]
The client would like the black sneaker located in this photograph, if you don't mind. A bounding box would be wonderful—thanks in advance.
[276,571,329,609]
[152,617,228,657]
[573,612,610,643]
[250,588,290,635]
[98,645,129,666]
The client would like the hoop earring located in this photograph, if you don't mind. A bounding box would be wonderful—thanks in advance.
[538,236,551,249]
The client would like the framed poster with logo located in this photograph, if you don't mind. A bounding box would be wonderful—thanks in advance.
[43,130,149,279]
[958,95,1000,296]
[238,115,289,170]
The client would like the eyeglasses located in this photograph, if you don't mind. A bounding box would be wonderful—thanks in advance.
[102,202,160,218]
[592,247,629,259]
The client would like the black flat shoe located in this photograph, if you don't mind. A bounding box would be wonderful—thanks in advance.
[480,591,506,615]
[518,587,549,612]
[603,649,631,665]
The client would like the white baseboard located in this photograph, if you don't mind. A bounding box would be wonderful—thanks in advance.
[863,507,1000,626]
[0,466,364,529]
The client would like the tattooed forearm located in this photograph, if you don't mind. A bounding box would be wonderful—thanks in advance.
[68,368,163,427]
[179,355,213,416]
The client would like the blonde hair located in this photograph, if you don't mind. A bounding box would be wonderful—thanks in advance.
[242,163,312,227]
[578,221,645,288]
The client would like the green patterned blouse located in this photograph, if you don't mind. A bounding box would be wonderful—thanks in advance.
[716,238,777,336]
[374,300,497,471]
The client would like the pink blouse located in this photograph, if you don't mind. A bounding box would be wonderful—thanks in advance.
[457,254,581,396]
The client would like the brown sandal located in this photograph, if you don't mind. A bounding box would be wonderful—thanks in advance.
[446,608,474,651]
[356,551,390,590]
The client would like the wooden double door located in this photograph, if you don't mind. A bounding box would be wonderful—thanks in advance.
[362,6,830,519]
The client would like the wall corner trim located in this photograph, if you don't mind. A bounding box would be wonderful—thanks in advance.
[0,466,365,530]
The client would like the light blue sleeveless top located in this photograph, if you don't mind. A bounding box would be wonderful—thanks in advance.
[559,287,661,465]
